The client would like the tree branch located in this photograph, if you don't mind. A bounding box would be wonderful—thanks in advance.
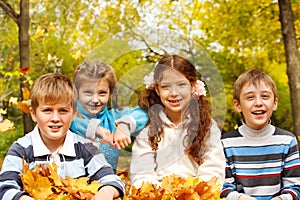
[0,0,19,24]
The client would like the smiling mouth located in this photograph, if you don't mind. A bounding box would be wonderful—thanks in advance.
[88,104,102,109]
[49,125,62,129]
[252,110,266,115]
[168,99,182,104]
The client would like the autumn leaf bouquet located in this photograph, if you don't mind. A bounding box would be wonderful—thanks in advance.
[123,174,224,200]
[20,162,101,200]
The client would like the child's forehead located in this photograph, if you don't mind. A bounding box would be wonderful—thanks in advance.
[38,96,72,106]
[242,80,273,91]
[79,78,108,86]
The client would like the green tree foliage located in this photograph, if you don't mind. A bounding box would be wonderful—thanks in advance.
[0,0,299,135]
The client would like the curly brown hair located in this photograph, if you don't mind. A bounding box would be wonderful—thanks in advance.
[138,54,212,165]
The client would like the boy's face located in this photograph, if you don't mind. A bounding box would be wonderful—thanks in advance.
[30,99,76,150]
[78,79,110,116]
[234,81,278,130]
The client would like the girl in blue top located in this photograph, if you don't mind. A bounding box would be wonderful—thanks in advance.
[70,60,148,172]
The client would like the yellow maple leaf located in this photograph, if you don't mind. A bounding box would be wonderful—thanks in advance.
[22,87,31,100]
[21,162,102,199]
[125,174,223,200]
[9,97,18,104]
[0,108,7,114]
[0,119,14,132]
[15,100,31,113]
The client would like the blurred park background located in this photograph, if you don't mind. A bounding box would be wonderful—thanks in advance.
[1,0,300,170]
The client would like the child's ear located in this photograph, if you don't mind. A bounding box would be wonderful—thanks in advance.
[29,107,37,122]
[72,109,78,121]
[273,97,278,111]
[155,87,160,96]
[233,99,242,113]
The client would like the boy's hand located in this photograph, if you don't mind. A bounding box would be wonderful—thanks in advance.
[19,195,34,200]
[238,194,256,200]
[112,125,131,149]
[95,126,114,143]
[92,185,120,200]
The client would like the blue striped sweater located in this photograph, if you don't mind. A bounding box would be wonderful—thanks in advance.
[0,126,125,200]
[221,124,300,200]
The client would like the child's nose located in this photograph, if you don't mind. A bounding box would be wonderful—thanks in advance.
[51,112,60,121]
[92,94,100,102]
[254,97,263,105]
[170,87,179,95]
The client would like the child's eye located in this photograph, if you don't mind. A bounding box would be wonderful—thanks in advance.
[83,90,93,96]
[246,95,254,100]
[41,108,51,113]
[262,94,270,99]
[178,83,187,87]
[59,109,69,113]
[161,85,169,89]
[99,91,108,96]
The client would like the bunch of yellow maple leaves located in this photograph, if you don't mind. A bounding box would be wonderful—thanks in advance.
[20,162,101,200]
[121,174,223,200]
[21,162,223,200]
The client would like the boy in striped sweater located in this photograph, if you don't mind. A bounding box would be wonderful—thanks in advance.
[0,73,125,200]
[221,70,300,200]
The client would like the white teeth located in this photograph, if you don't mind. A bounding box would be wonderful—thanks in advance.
[50,126,60,128]
[253,111,264,114]
[169,99,181,102]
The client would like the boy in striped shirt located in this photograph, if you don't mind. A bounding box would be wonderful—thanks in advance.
[0,73,125,200]
[221,70,300,200]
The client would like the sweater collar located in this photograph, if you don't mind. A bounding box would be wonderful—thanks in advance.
[238,121,275,139]
[159,110,191,127]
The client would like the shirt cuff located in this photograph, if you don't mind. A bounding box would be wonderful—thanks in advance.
[86,118,101,140]
[226,191,243,200]
[114,115,136,133]
[278,193,293,200]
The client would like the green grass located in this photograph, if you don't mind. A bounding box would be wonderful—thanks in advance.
[0,126,24,169]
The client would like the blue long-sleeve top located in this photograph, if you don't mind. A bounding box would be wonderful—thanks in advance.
[70,102,148,171]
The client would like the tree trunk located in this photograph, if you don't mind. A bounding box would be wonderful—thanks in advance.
[0,0,34,134]
[18,0,34,134]
[278,0,300,148]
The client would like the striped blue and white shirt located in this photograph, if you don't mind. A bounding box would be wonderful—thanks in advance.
[221,123,300,200]
[0,126,125,200]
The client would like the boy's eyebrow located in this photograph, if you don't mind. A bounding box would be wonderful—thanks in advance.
[242,90,272,95]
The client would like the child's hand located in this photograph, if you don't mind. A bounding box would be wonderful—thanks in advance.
[238,194,256,200]
[95,126,114,143]
[112,125,132,149]
[92,185,120,200]
[19,195,34,200]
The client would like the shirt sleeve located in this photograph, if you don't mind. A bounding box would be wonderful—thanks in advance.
[80,140,125,197]
[0,142,29,200]
[279,137,300,199]
[130,127,160,189]
[114,106,148,135]
[70,116,91,138]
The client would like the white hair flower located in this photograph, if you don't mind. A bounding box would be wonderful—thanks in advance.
[193,80,207,97]
[144,72,155,90]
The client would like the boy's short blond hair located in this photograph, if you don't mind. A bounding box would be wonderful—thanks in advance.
[30,73,77,112]
[233,69,278,102]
